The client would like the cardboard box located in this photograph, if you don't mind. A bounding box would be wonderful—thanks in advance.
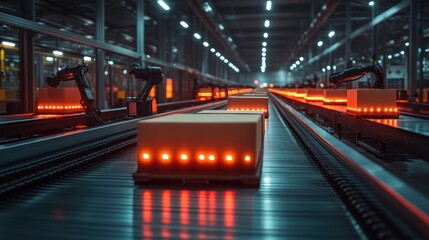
[198,110,265,135]
[323,89,347,105]
[136,114,263,175]
[36,87,83,114]
[346,89,398,118]
[305,89,324,101]
[227,96,269,117]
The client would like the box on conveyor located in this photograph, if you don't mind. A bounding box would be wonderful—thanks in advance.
[304,89,324,102]
[227,95,269,118]
[346,89,398,118]
[323,89,347,105]
[134,113,263,185]
[36,87,83,114]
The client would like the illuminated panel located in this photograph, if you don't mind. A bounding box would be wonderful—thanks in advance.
[346,89,398,118]
[36,87,83,114]
[304,89,324,102]
[323,89,347,105]
[198,110,265,136]
[227,96,269,118]
[197,87,213,100]
[166,78,173,99]
[136,114,263,176]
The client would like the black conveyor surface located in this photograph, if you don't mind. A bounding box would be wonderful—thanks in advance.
[0,102,363,239]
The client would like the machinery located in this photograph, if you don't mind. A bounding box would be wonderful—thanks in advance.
[329,65,398,118]
[47,64,103,125]
[329,64,384,89]
[127,64,163,117]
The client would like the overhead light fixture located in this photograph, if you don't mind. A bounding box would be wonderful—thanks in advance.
[224,59,229,63]
[400,50,405,55]
[53,50,63,56]
[262,42,267,46]
[263,32,268,38]
[317,41,323,47]
[388,55,392,59]
[46,56,54,62]
[157,0,170,11]
[262,57,266,61]
[262,47,266,52]
[405,42,409,47]
[296,61,300,65]
[180,21,189,28]
[262,52,266,57]
[264,20,270,28]
[108,60,114,65]
[215,52,221,57]
[193,33,202,39]
[369,1,375,7]
[210,48,215,53]
[299,57,304,61]
[1,41,15,47]
[220,56,225,60]
[203,41,209,47]
[266,1,272,11]
[83,56,92,61]
[228,37,233,42]
[203,2,212,12]
[218,24,224,31]
[327,65,331,70]
[328,31,335,38]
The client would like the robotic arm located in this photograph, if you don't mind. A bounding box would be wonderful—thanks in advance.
[129,64,163,101]
[329,65,384,89]
[47,64,103,126]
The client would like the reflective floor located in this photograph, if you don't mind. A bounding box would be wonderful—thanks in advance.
[0,104,363,239]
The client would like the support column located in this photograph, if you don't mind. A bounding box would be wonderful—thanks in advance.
[408,0,418,100]
[96,0,106,109]
[19,0,35,113]
[137,0,145,63]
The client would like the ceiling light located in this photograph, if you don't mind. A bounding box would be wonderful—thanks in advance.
[262,57,266,61]
[405,42,409,47]
[46,56,54,62]
[262,42,267,46]
[388,55,392,59]
[210,48,215,53]
[299,57,304,61]
[263,32,268,38]
[328,31,335,38]
[108,60,114,65]
[1,41,15,47]
[203,2,212,12]
[317,41,323,47]
[296,61,300,65]
[157,0,170,11]
[224,59,228,63]
[203,41,209,47]
[266,1,272,11]
[215,52,221,57]
[262,52,266,57]
[83,56,92,61]
[264,20,270,28]
[180,21,189,28]
[228,37,233,42]
[193,33,201,39]
[369,1,374,7]
[220,56,225,60]
[262,47,266,52]
[53,50,63,56]
[218,24,224,31]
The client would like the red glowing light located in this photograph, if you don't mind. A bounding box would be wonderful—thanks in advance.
[142,191,152,223]
[162,190,171,224]
[209,191,216,226]
[142,153,150,159]
[199,191,207,226]
[224,191,235,227]
[225,155,233,162]
[244,155,251,162]
[180,190,189,225]
[208,155,215,161]
[198,154,205,161]
[180,154,188,161]
[162,153,170,161]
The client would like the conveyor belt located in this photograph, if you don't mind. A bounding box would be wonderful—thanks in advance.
[0,102,363,239]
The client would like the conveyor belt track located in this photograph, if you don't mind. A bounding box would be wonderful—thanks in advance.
[0,101,363,239]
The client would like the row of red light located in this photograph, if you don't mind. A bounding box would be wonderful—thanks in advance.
[346,107,398,113]
[323,98,347,103]
[227,108,267,112]
[305,96,324,101]
[141,152,252,164]
[37,105,82,110]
